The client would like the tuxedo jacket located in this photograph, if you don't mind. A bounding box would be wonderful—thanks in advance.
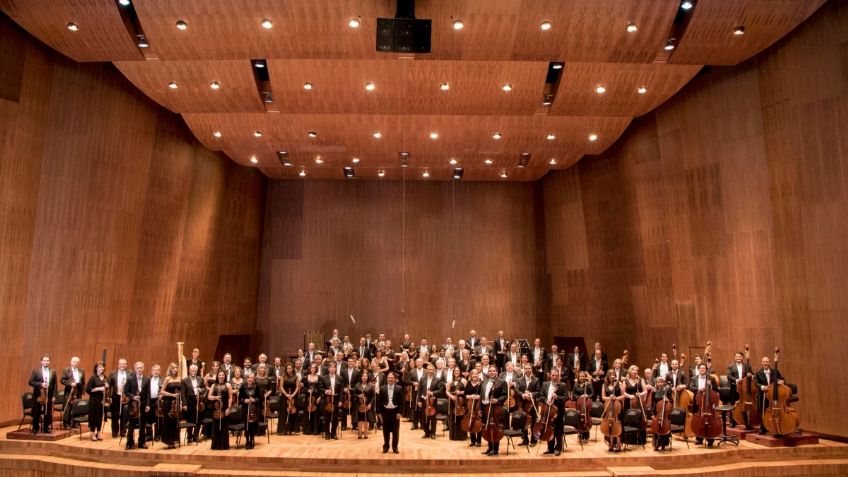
[517,374,541,399]
[319,375,344,399]
[181,375,205,403]
[588,358,607,377]
[28,368,57,400]
[566,353,586,372]
[494,339,509,355]
[124,373,150,408]
[60,367,86,395]
[664,369,688,389]
[108,370,132,396]
[504,352,522,367]
[379,384,404,414]
[342,367,360,389]
[480,377,507,405]
[688,374,719,393]
[754,368,784,389]
[726,362,752,386]
[417,376,444,400]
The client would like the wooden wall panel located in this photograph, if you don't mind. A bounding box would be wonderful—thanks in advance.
[257,180,547,355]
[0,15,265,423]
[541,0,847,436]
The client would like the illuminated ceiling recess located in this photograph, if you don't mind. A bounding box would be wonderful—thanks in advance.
[0,0,825,180]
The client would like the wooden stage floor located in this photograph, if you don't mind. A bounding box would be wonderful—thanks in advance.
[0,424,846,476]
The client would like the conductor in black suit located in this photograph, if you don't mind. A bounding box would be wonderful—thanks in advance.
[380,372,403,453]
[28,355,57,434]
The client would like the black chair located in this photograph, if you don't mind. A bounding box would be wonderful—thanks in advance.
[70,399,89,440]
[227,407,246,448]
[669,408,689,449]
[178,419,197,447]
[18,393,34,431]
[621,408,646,450]
[590,401,604,442]
[562,408,584,450]
[53,390,66,427]
[718,376,732,404]
[434,398,449,436]
[502,410,527,455]
[267,396,281,432]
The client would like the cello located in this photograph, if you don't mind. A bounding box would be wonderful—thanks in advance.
[461,396,483,433]
[672,346,695,438]
[650,386,672,451]
[732,344,760,429]
[762,348,797,436]
[599,395,622,450]
[691,349,722,443]
[532,398,558,445]
[481,397,504,444]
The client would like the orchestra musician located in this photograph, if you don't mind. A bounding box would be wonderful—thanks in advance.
[277,364,301,435]
[302,364,321,435]
[530,338,545,379]
[108,358,130,438]
[541,368,568,456]
[158,363,181,449]
[417,364,443,439]
[573,371,594,443]
[518,363,541,447]
[254,363,274,437]
[408,358,425,430]
[209,370,232,450]
[60,357,85,429]
[28,355,57,435]
[187,348,204,378]
[652,377,672,451]
[602,370,623,452]
[653,353,671,381]
[566,346,586,385]
[588,349,607,399]
[239,373,261,449]
[504,342,521,370]
[481,366,506,456]
[321,362,343,439]
[689,363,719,446]
[622,365,647,446]
[84,361,107,441]
[124,361,148,450]
[181,364,204,444]
[379,372,403,454]
[755,356,785,435]
[353,372,375,439]
[494,330,508,372]
[665,359,688,394]
[145,364,162,442]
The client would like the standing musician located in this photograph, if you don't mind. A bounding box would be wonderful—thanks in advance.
[755,356,785,435]
[124,361,149,450]
[689,355,704,382]
[504,342,521,370]
[320,362,343,439]
[494,330,508,372]
[653,353,671,381]
[254,364,274,437]
[417,364,443,439]
[602,370,623,452]
[221,353,234,382]
[651,377,672,451]
[158,363,181,449]
[665,359,688,397]
[85,361,107,441]
[518,363,541,447]
[239,373,261,449]
[408,358,425,430]
[353,372,375,439]
[145,364,162,442]
[689,363,719,446]
[573,371,594,443]
[28,355,57,435]
[181,364,204,444]
[458,349,473,379]
[588,349,607,399]
[540,368,567,456]
[641,368,656,420]
[277,364,301,435]
[610,359,624,383]
[544,345,560,378]
[302,364,322,435]
[379,372,403,454]
[343,356,360,431]
[531,338,545,379]
[209,370,232,450]
[60,356,85,429]
[464,370,484,448]
[481,366,506,456]
[566,346,586,386]
[444,371,467,441]
[108,358,130,438]
[726,351,750,406]
[467,330,479,350]
[621,365,647,445]
[187,348,204,378]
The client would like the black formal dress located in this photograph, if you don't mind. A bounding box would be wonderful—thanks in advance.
[161,380,181,447]
[85,374,107,434]
[278,376,300,435]
[302,376,321,435]
[210,383,230,450]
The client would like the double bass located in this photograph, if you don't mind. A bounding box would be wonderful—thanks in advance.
[575,394,593,435]
[532,385,559,444]
[691,345,722,442]
[732,344,760,429]
[671,345,695,438]
[762,348,798,436]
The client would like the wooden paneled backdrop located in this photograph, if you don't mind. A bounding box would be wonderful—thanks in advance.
[542,0,848,436]
[0,15,265,423]
[257,179,548,356]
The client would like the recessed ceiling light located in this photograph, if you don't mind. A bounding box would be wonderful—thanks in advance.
[352,157,360,163]
[440,82,450,91]
[212,131,222,138]
[540,21,552,31]
[253,61,265,68]
[118,0,131,6]
[484,159,493,165]
[452,19,464,31]
[500,171,508,179]
[253,130,263,137]
[307,131,317,138]
[348,18,361,28]
[734,26,746,36]
[377,170,386,177]
[168,82,178,89]
[429,132,439,140]
[637,86,648,94]
[595,85,606,94]
[137,37,149,48]
[176,20,188,31]
[492,132,502,140]
[250,156,258,164]
[588,134,598,141]
[298,169,306,177]
[664,39,676,51]
[626,23,638,33]
[542,97,553,106]
[210,81,221,90]
[546,133,556,140]
[501,83,512,92]
[261,19,273,29]
[315,156,324,164]
[303,82,313,90]
[66,23,79,32]
[449,158,458,165]
[552,63,563,70]
[549,158,557,165]
[681,1,693,10]
[372,131,382,139]
[422,170,430,178]
[365,82,376,92]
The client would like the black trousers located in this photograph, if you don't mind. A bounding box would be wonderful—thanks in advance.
[547,420,564,452]
[382,409,400,450]
[110,398,126,436]
[324,406,339,436]
[125,405,146,446]
[31,399,52,433]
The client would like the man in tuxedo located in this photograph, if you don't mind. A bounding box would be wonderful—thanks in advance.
[541,368,568,456]
[665,359,688,399]
[480,366,506,456]
[60,356,85,429]
[181,364,204,443]
[566,346,586,384]
[531,338,545,379]
[109,358,130,438]
[593,342,609,365]
[755,356,785,434]
[518,363,541,446]
[417,364,443,439]
[726,351,750,405]
[588,349,607,397]
[221,353,234,382]
[124,362,149,449]
[320,363,344,439]
[494,330,508,372]
[357,337,372,361]
[544,345,560,378]
[28,355,57,434]
[504,342,521,370]
[342,356,360,430]
[145,364,162,441]
[305,343,321,365]
[408,358,426,430]
[380,372,403,453]
[326,328,340,350]
[467,330,479,350]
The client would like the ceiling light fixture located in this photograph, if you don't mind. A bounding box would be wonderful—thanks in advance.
[734,26,746,36]
[176,20,188,30]
[352,157,360,163]
[118,0,131,6]
[440,82,450,91]
[595,85,606,94]
[501,83,513,92]
[168,81,178,89]
[212,131,222,138]
[484,159,493,165]
[261,19,273,29]
[348,18,361,29]
[500,171,508,179]
[422,170,430,178]
[372,131,382,139]
[315,156,324,164]
[540,21,552,31]
[298,169,306,177]
[303,82,313,90]
[307,131,317,138]
[453,168,463,180]
[377,170,386,177]
[365,82,376,91]
[137,36,149,48]
[542,95,553,106]
[492,132,502,140]
[664,38,676,51]
[546,133,556,140]
[549,158,557,165]
[253,130,263,137]
[637,86,648,94]
[429,132,439,140]
[210,81,221,90]
[551,63,563,70]
[449,158,458,165]
[250,156,258,164]
[681,1,693,10]
[66,23,79,31]
[588,133,598,141]
[253,61,265,68]
[626,23,638,33]
[452,19,464,31]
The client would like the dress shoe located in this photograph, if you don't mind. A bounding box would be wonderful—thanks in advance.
[383,448,389,454]
[529,442,537,447]
[490,451,499,456]
[331,436,338,440]
[542,450,554,455]
[430,435,436,440]
[125,444,135,450]
[482,449,493,455]
[554,450,561,456]
[393,449,399,454]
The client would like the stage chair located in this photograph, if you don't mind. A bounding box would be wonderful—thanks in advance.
[562,408,583,450]
[668,408,689,450]
[70,399,89,440]
[227,407,246,449]
[52,390,66,428]
[434,398,449,437]
[590,400,604,442]
[502,411,527,455]
[718,376,732,404]
[178,420,197,447]
[621,409,646,450]
[18,392,34,431]
[267,396,281,432]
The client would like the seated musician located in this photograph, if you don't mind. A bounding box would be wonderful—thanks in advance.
[573,371,594,443]
[651,377,672,451]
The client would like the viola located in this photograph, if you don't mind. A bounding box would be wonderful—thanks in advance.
[342,388,352,410]
[762,348,798,436]
[425,392,436,417]
[324,392,335,413]
[732,344,761,429]
[306,390,317,413]
[461,396,483,433]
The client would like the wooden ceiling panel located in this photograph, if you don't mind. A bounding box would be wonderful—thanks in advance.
[551,62,702,117]
[0,0,141,61]
[267,59,549,115]
[114,60,264,113]
[670,0,826,65]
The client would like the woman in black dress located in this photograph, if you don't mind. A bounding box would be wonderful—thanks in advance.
[201,361,220,440]
[445,372,468,441]
[302,364,321,435]
[159,363,182,449]
[573,371,594,443]
[85,361,107,441]
[277,364,300,435]
[353,372,375,439]
[254,364,273,437]
[464,370,483,447]
[621,365,647,445]
[602,370,623,452]
[208,370,232,450]
[239,374,261,449]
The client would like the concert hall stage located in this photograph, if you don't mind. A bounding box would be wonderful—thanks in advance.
[0,426,846,477]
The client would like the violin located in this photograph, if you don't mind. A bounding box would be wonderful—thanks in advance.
[342,387,352,410]
[324,392,335,413]
[287,381,301,415]
[306,390,317,413]
[762,348,798,436]
[425,392,436,417]
[732,344,761,429]
[691,344,722,440]
[461,395,483,433]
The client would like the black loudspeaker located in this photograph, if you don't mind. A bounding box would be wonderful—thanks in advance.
[376,18,431,53]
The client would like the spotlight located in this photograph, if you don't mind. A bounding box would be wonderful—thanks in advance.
[500,171,508,179]
[261,19,273,29]
[664,38,676,51]
[549,158,557,165]
[253,61,265,68]
[352,157,360,164]
[176,20,188,30]
[210,81,221,90]
[137,36,149,48]
[588,134,598,141]
[168,82,178,89]
[453,168,464,180]
[365,82,376,91]
[344,166,355,178]
[314,156,324,164]
[253,130,263,137]
[212,131,222,138]
[377,170,386,177]
[440,82,450,91]
[66,23,79,31]
[372,131,382,139]
[298,169,306,177]
[637,86,648,94]
[452,19,464,30]
[546,134,556,141]
[595,85,606,94]
[540,21,552,31]
[681,1,693,10]
[348,18,361,29]
[501,83,513,92]
[734,26,746,36]
[303,82,313,90]
[626,23,638,33]
[308,131,317,138]
[118,0,131,6]
[551,63,563,70]
[250,156,258,164]
[484,159,493,165]
[422,170,430,178]
[492,132,502,140]
[430,132,439,140]
[449,158,458,165]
